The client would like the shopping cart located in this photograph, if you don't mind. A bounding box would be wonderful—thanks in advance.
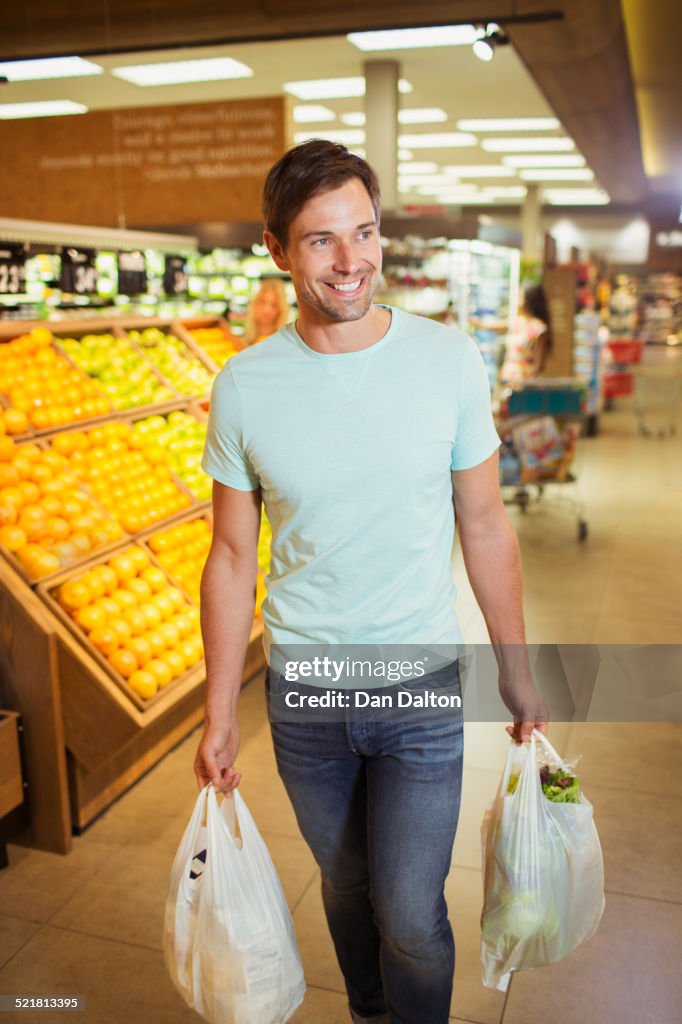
[496,381,588,542]
[634,362,681,437]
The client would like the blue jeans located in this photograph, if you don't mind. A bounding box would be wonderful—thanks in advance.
[265,662,464,1024]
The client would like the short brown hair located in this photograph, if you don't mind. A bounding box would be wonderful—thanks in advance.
[262,140,382,247]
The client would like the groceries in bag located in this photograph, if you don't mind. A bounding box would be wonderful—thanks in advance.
[163,784,305,1024]
[480,729,604,991]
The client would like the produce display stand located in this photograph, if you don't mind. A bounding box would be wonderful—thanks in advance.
[0,316,266,849]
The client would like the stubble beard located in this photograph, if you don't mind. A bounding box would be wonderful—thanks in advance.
[298,270,380,324]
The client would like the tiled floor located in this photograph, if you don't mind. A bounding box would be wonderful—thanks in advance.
[1,400,680,1024]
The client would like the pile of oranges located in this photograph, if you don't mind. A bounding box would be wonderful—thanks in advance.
[50,422,193,535]
[55,545,204,700]
[0,328,111,430]
[186,326,241,369]
[0,435,122,580]
[147,518,212,603]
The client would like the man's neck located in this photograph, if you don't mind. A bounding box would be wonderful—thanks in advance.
[296,304,392,354]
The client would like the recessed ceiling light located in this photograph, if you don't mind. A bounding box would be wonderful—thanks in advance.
[293,129,366,145]
[502,154,586,167]
[399,132,477,149]
[285,77,412,99]
[0,100,88,119]
[519,168,594,181]
[0,57,103,81]
[457,117,560,132]
[398,162,439,174]
[347,26,479,50]
[112,57,253,86]
[482,137,575,152]
[341,112,366,126]
[544,188,610,205]
[443,165,517,177]
[399,108,448,125]
[293,105,336,123]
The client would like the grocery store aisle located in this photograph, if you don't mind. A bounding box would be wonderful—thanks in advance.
[0,397,680,1024]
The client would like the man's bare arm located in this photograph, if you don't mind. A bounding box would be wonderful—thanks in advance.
[194,480,262,792]
[451,453,548,741]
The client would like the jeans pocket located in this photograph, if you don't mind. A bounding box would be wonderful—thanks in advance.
[396,659,461,696]
[265,667,294,695]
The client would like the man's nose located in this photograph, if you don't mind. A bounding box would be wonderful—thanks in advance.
[333,241,359,274]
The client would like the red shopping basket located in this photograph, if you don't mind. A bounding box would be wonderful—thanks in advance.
[606,339,643,365]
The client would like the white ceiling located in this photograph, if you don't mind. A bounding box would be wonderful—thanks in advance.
[2,34,600,207]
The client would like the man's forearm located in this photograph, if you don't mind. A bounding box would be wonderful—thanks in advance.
[200,549,258,726]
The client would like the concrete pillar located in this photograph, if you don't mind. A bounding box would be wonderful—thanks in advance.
[521,184,541,259]
[364,60,399,213]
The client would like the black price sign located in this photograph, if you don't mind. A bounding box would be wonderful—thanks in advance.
[0,244,27,295]
[60,247,98,295]
[163,255,188,296]
[117,251,148,296]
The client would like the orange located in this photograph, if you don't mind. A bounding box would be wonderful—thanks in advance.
[164,649,187,679]
[128,670,158,700]
[16,480,40,504]
[111,588,137,612]
[0,524,27,552]
[70,533,91,555]
[109,647,138,679]
[145,658,173,689]
[158,622,180,648]
[92,565,118,595]
[123,607,148,637]
[0,465,20,488]
[110,618,133,644]
[126,578,152,602]
[89,626,119,657]
[0,436,16,461]
[45,516,71,542]
[18,544,60,579]
[172,613,194,639]
[0,502,19,526]
[58,580,91,611]
[124,635,152,667]
[179,637,202,668]
[140,566,167,593]
[51,540,78,566]
[95,596,121,618]
[165,587,185,613]
[143,629,166,657]
[79,570,107,602]
[74,604,107,633]
[152,593,175,620]
[109,552,137,583]
[128,547,150,573]
[139,602,162,630]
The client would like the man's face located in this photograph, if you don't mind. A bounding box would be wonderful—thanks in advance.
[267,177,382,324]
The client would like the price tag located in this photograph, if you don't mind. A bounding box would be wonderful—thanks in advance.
[117,251,148,296]
[0,244,27,295]
[60,248,98,295]
[163,255,188,296]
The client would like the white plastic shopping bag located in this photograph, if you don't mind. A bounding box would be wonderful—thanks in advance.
[480,729,604,991]
[163,784,305,1024]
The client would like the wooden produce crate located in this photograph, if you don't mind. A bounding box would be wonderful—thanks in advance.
[0,710,24,819]
[174,316,244,374]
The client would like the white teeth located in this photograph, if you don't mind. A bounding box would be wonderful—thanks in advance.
[330,280,361,292]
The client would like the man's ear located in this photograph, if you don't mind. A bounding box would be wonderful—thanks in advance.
[263,231,289,272]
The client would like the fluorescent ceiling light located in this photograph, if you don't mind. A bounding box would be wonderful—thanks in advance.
[443,165,516,177]
[544,189,610,205]
[520,168,594,181]
[398,149,413,160]
[293,105,336,123]
[0,100,88,119]
[341,112,365,126]
[481,186,527,198]
[285,77,412,99]
[398,162,438,174]
[399,174,461,187]
[457,117,559,132]
[0,57,103,81]
[399,132,476,149]
[502,154,586,168]
[112,57,253,86]
[294,129,365,145]
[347,26,479,50]
[399,108,448,125]
[482,137,575,152]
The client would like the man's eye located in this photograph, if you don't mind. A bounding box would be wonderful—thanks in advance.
[313,237,331,247]
[358,231,373,240]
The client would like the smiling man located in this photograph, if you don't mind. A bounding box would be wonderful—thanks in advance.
[195,140,547,1024]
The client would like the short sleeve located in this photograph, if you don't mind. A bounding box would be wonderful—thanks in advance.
[201,365,260,490]
[450,335,501,471]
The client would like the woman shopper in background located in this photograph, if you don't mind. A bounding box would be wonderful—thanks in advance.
[242,278,291,346]
[501,282,552,383]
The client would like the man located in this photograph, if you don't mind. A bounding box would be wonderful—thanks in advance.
[195,140,548,1024]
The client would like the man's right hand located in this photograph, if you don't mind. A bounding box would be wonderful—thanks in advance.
[194,720,241,794]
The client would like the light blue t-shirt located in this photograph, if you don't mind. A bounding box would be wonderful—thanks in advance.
[202,306,499,658]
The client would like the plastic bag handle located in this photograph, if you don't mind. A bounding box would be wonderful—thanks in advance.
[531,727,567,767]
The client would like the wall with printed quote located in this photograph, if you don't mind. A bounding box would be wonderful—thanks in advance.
[0,96,291,228]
